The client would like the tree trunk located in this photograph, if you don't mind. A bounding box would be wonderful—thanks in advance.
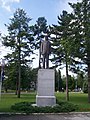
[88,63,90,103]
[66,56,69,101]
[17,61,21,98]
[87,50,90,102]
[15,80,18,95]
[17,38,21,98]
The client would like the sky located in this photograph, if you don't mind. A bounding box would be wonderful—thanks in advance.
[0,0,81,75]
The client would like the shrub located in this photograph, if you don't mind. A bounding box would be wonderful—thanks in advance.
[11,101,78,113]
[57,100,78,112]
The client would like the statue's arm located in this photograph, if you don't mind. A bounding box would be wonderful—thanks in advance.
[40,42,43,54]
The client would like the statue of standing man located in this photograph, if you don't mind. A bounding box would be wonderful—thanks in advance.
[40,35,51,69]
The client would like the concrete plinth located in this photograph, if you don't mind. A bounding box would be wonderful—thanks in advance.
[36,95,56,106]
[36,69,56,106]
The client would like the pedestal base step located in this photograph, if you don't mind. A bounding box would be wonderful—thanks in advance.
[36,95,56,107]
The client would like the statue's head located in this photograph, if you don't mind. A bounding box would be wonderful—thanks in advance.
[45,35,48,41]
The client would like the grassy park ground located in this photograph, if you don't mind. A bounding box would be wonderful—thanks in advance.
[0,92,90,112]
[56,92,90,112]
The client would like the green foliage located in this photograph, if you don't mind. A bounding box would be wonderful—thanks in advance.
[76,71,85,90]
[68,0,90,102]
[3,66,38,91]
[62,75,75,91]
[50,10,73,101]
[11,101,78,113]
[3,8,35,63]
[2,8,35,98]
[83,80,88,93]
[51,10,72,68]
[50,0,90,102]
[33,17,48,48]
[3,62,18,90]
[57,100,78,112]
[55,69,62,91]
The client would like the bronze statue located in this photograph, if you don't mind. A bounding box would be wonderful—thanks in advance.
[40,35,51,69]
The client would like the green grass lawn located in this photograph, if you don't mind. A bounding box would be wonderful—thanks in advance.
[56,92,90,112]
[0,92,90,112]
[0,92,36,112]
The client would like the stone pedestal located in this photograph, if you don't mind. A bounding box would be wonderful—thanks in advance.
[36,69,56,106]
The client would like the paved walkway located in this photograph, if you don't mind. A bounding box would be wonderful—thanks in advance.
[0,113,90,120]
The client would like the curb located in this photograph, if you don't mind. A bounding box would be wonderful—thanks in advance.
[0,112,90,115]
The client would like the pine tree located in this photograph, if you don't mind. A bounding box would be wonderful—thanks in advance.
[51,11,72,101]
[2,8,35,98]
[69,0,90,102]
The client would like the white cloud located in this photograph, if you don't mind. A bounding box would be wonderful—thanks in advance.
[0,0,20,12]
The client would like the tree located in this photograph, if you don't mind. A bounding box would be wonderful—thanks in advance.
[83,80,88,93]
[2,8,35,98]
[3,64,37,92]
[68,0,90,102]
[68,75,75,91]
[30,68,38,90]
[3,62,18,92]
[55,69,58,91]
[51,11,72,101]
[77,71,84,90]
[58,69,62,91]
[62,75,75,91]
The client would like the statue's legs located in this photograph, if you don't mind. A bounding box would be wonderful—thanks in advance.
[43,55,45,69]
[43,54,49,69]
[46,54,49,69]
